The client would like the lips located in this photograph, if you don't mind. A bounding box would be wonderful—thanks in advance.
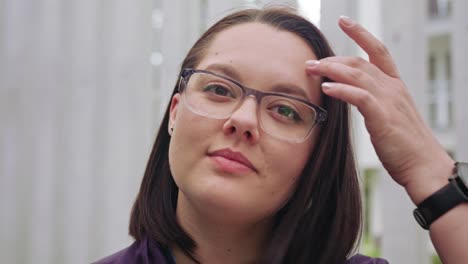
[208,148,256,172]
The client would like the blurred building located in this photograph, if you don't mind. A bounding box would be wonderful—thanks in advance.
[1,1,154,263]
[0,0,297,263]
[321,0,468,263]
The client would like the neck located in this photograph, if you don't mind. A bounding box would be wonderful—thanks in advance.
[172,192,274,264]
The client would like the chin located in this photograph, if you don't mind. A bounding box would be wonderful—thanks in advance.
[186,185,278,223]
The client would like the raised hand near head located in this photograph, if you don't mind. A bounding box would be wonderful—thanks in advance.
[305,16,454,205]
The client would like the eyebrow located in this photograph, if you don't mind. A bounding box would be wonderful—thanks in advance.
[205,63,242,81]
[203,63,311,101]
[269,84,310,101]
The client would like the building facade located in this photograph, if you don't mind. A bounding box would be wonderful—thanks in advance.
[321,0,468,263]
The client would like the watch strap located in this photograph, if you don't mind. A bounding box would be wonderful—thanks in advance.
[413,179,467,230]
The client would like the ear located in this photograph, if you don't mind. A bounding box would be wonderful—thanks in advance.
[168,93,181,135]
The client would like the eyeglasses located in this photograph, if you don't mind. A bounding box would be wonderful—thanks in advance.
[178,68,327,142]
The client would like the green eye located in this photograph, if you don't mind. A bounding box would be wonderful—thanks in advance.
[278,106,293,116]
[203,84,234,97]
[274,105,302,122]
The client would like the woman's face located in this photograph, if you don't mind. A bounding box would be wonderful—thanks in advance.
[168,23,322,224]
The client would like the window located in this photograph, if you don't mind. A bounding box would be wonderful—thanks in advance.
[361,168,382,258]
[427,49,453,130]
[428,0,452,19]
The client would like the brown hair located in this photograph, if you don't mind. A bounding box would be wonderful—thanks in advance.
[129,7,361,264]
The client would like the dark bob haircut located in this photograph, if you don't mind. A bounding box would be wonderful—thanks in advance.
[129,6,361,264]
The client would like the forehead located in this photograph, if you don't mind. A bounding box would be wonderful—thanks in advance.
[196,22,322,102]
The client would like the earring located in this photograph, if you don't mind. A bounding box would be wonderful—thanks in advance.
[305,198,313,212]
[169,127,173,136]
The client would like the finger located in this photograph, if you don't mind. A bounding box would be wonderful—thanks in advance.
[321,82,383,121]
[338,16,400,78]
[306,60,378,93]
[318,56,381,76]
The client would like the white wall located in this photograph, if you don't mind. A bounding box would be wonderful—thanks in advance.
[453,0,468,161]
[0,0,153,263]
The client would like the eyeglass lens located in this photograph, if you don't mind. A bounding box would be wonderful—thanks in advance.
[182,72,318,141]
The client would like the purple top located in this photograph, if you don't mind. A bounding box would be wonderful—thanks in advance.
[93,237,388,264]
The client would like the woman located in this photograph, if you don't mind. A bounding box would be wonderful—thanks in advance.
[95,6,467,264]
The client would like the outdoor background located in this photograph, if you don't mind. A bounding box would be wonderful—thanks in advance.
[1,0,467,263]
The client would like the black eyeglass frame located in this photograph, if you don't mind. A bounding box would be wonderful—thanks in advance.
[178,68,328,140]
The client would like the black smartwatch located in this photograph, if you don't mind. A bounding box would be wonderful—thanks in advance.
[413,162,468,230]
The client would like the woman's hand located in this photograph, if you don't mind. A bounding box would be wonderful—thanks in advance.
[305,16,454,205]
[306,16,468,264]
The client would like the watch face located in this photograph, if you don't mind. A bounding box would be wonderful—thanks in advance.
[456,162,468,187]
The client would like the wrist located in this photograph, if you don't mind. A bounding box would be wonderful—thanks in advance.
[412,161,468,230]
[404,159,455,206]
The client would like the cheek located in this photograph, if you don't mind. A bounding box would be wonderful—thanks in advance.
[262,141,313,203]
[169,109,207,178]
[168,106,224,185]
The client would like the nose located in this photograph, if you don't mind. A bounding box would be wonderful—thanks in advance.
[222,96,260,144]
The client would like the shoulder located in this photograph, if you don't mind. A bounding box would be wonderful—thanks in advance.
[92,247,128,264]
[346,254,389,264]
[92,237,171,264]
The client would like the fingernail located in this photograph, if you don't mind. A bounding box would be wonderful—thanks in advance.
[322,82,334,89]
[305,60,320,66]
[340,15,355,27]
